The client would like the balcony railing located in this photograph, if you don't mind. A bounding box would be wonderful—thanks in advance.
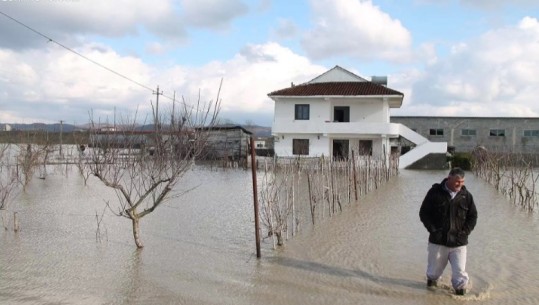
[271,120,402,137]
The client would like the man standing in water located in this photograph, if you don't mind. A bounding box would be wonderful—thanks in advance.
[419,167,478,296]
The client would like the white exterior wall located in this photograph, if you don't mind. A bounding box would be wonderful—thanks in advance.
[274,134,329,157]
[272,96,392,158]
[347,137,386,156]
[272,97,388,131]
[273,97,329,123]
[338,99,386,123]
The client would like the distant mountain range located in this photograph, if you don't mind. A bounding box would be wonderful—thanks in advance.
[0,123,272,138]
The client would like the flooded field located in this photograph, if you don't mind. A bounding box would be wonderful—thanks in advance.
[1,167,538,304]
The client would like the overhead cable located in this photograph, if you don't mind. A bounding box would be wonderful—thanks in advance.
[0,10,157,95]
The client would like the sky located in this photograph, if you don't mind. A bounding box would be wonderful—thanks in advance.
[1,0,539,127]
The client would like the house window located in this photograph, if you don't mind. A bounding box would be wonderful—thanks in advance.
[333,106,350,122]
[490,129,505,137]
[524,130,539,137]
[461,129,476,136]
[429,128,444,136]
[295,104,310,120]
[292,139,309,155]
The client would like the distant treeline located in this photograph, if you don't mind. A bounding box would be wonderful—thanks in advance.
[0,130,90,145]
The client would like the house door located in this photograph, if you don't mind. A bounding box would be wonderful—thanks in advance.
[333,140,349,160]
[333,107,350,122]
[358,140,373,156]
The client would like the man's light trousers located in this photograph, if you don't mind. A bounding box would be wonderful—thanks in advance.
[426,242,469,290]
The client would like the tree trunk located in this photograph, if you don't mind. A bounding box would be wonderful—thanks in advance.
[131,216,143,249]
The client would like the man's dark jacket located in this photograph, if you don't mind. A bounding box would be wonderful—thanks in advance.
[419,178,478,247]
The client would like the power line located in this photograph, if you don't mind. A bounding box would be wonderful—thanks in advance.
[0,10,223,114]
[0,10,155,93]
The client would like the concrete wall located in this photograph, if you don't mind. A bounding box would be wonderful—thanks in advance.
[391,116,539,153]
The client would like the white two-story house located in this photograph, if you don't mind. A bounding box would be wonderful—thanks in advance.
[268,66,447,169]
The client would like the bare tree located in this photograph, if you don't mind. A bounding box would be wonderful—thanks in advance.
[16,143,42,189]
[12,130,54,185]
[259,160,295,247]
[84,91,221,249]
[472,149,539,212]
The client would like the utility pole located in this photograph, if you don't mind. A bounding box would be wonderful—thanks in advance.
[152,86,163,154]
[250,137,261,258]
[59,120,64,158]
[153,86,163,132]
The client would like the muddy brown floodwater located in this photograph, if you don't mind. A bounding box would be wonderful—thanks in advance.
[1,167,538,304]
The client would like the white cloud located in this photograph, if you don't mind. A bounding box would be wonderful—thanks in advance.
[156,42,326,124]
[256,0,273,12]
[273,19,299,40]
[301,0,412,62]
[180,0,249,30]
[0,39,326,126]
[0,0,251,51]
[460,0,539,10]
[0,44,153,123]
[417,0,539,10]
[0,1,178,49]
[398,17,539,117]
[145,42,166,55]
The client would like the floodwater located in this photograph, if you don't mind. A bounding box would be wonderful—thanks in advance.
[1,166,538,305]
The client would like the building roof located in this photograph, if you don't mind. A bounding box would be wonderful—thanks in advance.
[308,65,368,83]
[195,124,253,134]
[267,81,404,97]
[391,115,539,120]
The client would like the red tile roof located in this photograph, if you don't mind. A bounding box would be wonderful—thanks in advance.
[268,82,404,97]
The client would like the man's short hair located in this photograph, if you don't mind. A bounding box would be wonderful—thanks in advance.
[449,167,465,178]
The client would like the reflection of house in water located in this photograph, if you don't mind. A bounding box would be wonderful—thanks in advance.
[195,125,252,161]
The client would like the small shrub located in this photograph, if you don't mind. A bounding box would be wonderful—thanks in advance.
[451,152,472,170]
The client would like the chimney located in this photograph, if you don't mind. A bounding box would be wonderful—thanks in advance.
[371,76,387,87]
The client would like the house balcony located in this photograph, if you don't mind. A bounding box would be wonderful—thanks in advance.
[271,120,402,138]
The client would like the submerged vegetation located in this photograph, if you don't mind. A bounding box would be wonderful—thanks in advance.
[472,147,539,212]
[0,87,223,249]
[258,153,399,248]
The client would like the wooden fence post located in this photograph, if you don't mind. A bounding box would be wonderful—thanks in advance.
[249,137,261,258]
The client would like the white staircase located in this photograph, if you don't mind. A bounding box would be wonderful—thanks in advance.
[397,124,447,169]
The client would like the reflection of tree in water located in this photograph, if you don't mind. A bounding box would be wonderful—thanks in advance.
[0,144,21,231]
[116,250,143,304]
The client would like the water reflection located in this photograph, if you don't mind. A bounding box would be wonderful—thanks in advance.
[0,167,538,304]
